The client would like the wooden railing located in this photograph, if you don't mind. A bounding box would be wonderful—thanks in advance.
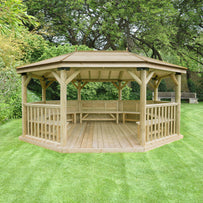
[25,103,61,143]
[145,103,177,143]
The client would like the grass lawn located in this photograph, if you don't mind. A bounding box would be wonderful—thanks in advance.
[0,103,202,203]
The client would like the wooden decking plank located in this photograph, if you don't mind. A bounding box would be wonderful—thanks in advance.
[72,122,87,148]
[111,123,131,148]
[67,123,85,148]
[105,122,118,148]
[103,122,114,148]
[92,122,98,148]
[81,122,93,148]
[100,122,108,148]
[109,123,122,148]
[65,121,140,150]
[97,123,104,148]
[125,123,139,144]
[118,124,138,147]
[66,124,81,147]
[86,122,94,148]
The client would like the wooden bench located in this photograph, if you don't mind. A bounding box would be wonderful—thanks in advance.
[79,101,119,123]
[152,92,198,104]
[122,112,140,123]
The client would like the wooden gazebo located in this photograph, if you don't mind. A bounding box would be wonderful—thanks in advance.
[16,51,187,152]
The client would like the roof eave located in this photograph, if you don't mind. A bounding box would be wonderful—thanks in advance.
[16,61,187,74]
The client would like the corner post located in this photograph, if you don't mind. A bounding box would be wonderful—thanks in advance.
[60,70,67,147]
[175,73,181,135]
[139,69,147,146]
[22,74,27,137]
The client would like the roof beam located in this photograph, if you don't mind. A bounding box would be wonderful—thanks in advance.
[128,71,142,86]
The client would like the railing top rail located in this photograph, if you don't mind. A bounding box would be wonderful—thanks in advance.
[146,102,178,108]
[25,103,60,108]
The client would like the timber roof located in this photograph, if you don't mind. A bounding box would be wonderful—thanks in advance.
[16,51,187,75]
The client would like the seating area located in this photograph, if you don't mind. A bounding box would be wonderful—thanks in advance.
[152,92,198,103]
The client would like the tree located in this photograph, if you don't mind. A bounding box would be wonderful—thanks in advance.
[24,0,202,71]
[0,0,37,35]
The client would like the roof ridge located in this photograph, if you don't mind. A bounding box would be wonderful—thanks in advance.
[60,52,75,61]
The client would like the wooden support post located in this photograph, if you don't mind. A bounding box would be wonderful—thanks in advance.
[78,81,81,101]
[60,70,67,147]
[118,81,122,100]
[154,84,158,101]
[40,79,46,103]
[22,74,31,137]
[153,79,162,101]
[22,75,27,137]
[140,69,147,146]
[175,73,181,135]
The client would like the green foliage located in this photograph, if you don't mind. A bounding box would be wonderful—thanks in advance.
[130,81,140,100]
[0,68,21,122]
[158,80,167,92]
[24,0,202,70]
[0,0,37,35]
[0,0,47,122]
[39,44,92,61]
[188,78,196,93]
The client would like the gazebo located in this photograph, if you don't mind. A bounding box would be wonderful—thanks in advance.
[16,51,187,152]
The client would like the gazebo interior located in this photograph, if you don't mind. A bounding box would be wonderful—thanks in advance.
[16,51,187,153]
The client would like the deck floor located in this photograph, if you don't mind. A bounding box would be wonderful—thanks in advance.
[65,121,142,152]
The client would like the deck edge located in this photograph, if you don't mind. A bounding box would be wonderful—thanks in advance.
[19,134,183,153]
